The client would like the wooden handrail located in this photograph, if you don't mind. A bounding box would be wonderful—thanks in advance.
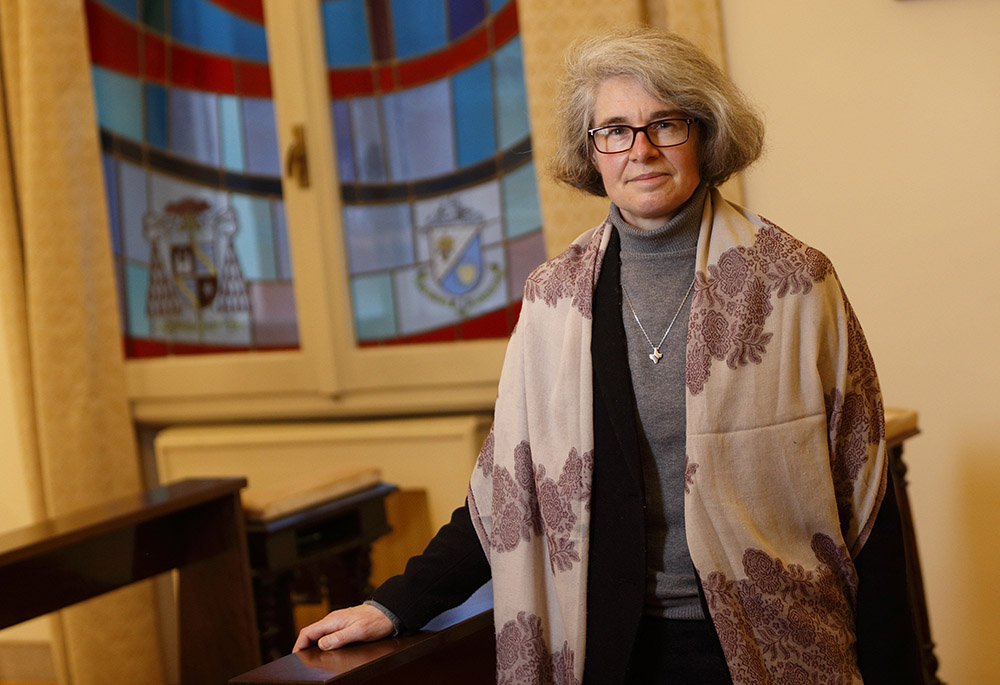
[230,583,495,684]
[0,478,260,684]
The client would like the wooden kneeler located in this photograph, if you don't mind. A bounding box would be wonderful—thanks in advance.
[241,468,397,664]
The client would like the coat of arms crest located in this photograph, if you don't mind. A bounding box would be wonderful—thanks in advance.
[143,198,251,345]
[417,197,502,317]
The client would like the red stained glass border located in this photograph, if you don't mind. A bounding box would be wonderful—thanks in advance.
[357,301,523,348]
[328,0,520,98]
[126,337,299,358]
[87,0,518,100]
[209,0,265,24]
[86,0,272,97]
[124,302,521,356]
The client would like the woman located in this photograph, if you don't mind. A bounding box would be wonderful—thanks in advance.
[296,27,920,684]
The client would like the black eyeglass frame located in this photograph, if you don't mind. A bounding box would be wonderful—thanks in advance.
[587,117,695,154]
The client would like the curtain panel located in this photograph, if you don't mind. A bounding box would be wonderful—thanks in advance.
[0,1,165,682]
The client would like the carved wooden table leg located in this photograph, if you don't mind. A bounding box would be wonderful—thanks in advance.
[253,570,296,663]
[323,545,374,610]
[888,438,944,685]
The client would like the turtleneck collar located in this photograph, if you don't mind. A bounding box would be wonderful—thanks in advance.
[611,183,707,255]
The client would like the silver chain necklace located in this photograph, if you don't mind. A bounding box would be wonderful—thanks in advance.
[622,278,695,364]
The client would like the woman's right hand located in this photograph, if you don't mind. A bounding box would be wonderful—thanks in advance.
[292,603,394,652]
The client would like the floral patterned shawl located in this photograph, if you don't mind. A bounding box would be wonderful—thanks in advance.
[468,188,886,684]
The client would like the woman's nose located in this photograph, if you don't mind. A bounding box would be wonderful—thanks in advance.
[629,130,659,161]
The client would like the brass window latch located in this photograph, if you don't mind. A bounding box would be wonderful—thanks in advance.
[285,124,310,189]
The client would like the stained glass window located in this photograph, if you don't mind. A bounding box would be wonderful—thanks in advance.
[85,0,298,358]
[322,0,547,345]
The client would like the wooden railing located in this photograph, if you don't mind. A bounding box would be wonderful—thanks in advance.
[0,478,260,684]
[230,583,495,684]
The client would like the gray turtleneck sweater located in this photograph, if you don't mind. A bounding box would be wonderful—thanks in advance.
[610,183,707,620]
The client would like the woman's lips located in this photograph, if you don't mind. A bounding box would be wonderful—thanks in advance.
[629,171,668,183]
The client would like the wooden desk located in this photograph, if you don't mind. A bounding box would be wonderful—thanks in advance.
[0,478,260,685]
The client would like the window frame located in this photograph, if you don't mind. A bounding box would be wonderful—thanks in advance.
[127,0,516,423]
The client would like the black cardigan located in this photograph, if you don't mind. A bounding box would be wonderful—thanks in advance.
[372,230,921,683]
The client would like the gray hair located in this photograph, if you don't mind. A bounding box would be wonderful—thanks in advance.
[550,26,765,195]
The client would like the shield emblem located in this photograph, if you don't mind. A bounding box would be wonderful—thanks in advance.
[413,195,503,320]
[170,243,218,308]
[428,224,483,296]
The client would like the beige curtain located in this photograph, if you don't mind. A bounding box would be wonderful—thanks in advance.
[0,1,165,683]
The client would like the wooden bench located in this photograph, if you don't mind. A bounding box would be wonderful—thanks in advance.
[0,477,259,685]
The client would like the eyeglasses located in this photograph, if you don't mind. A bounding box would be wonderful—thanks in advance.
[588,118,694,154]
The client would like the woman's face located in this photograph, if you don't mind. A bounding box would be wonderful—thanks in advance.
[590,76,701,230]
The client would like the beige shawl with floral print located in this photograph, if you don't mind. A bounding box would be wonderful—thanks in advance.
[468,188,885,684]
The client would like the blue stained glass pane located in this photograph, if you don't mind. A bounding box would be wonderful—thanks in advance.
[230,193,276,280]
[382,80,455,181]
[124,262,151,338]
[103,155,122,255]
[271,200,293,279]
[144,83,168,148]
[219,95,245,171]
[351,273,398,341]
[169,88,221,166]
[349,97,388,183]
[99,0,139,21]
[448,0,486,40]
[331,100,356,182]
[343,203,414,274]
[322,0,372,67]
[241,98,280,175]
[119,161,149,263]
[170,0,268,61]
[489,0,510,10]
[92,67,143,141]
[390,0,447,58]
[452,59,496,167]
[502,161,541,239]
[493,37,531,149]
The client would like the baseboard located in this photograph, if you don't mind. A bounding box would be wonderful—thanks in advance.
[0,641,56,681]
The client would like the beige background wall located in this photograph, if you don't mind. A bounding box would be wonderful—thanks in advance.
[720,0,1000,682]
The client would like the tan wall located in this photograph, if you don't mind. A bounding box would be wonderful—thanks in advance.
[720,1,1000,682]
